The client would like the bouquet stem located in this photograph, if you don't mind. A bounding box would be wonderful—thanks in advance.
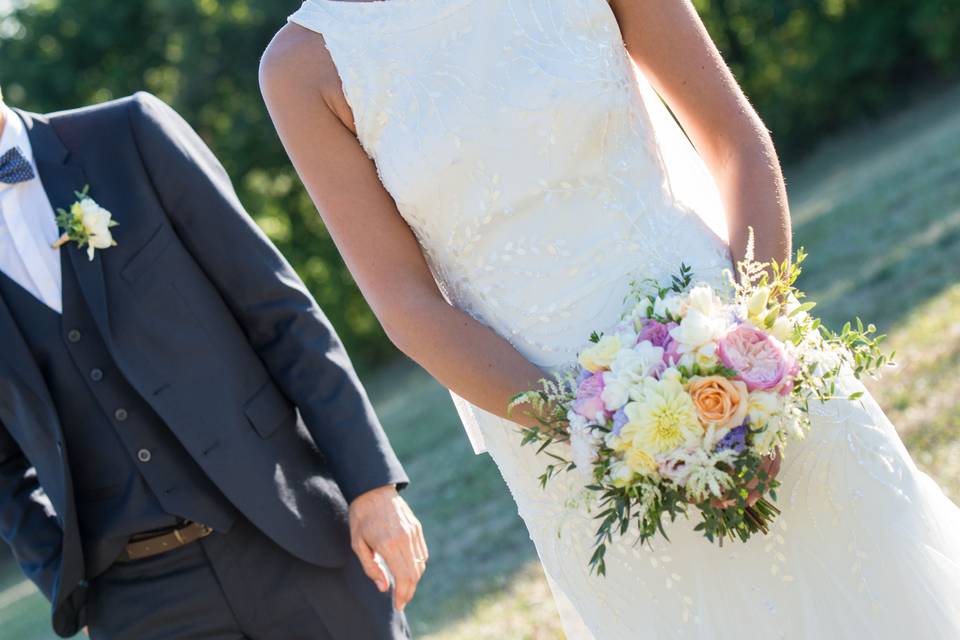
[744,498,781,535]
[52,232,70,249]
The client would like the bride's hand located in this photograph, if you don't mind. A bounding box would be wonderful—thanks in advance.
[746,449,782,506]
[712,449,782,509]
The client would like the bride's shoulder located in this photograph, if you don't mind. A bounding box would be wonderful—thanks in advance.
[260,23,337,97]
[259,23,354,131]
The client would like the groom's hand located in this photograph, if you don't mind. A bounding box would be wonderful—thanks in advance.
[348,485,427,611]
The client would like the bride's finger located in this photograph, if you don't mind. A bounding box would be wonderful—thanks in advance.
[770,451,783,478]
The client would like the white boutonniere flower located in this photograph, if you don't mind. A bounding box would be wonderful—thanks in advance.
[52,186,118,261]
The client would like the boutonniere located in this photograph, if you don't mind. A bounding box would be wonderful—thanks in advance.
[52,186,118,261]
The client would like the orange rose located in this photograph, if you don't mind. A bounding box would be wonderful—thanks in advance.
[686,375,749,431]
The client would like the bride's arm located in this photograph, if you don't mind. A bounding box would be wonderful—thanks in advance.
[259,25,546,426]
[610,0,792,266]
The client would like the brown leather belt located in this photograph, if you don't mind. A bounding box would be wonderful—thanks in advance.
[118,521,214,563]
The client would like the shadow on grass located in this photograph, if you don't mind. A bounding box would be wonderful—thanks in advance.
[788,83,960,335]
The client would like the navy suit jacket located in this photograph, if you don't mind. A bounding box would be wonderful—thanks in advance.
[0,93,407,636]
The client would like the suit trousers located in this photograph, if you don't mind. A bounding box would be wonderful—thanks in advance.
[85,516,411,639]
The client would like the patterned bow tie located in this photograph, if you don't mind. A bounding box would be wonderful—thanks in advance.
[0,146,36,184]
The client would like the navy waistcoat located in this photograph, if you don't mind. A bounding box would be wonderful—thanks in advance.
[0,252,235,577]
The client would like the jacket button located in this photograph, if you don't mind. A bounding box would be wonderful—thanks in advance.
[67,329,82,343]
[137,449,152,463]
[90,368,104,382]
[114,408,128,422]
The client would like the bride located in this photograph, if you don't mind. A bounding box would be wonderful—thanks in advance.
[259,1,960,637]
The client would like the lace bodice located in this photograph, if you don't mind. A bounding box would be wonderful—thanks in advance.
[289,0,730,372]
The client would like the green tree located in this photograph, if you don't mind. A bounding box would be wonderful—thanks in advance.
[1,0,400,368]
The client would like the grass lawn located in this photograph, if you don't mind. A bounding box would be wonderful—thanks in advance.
[2,84,958,639]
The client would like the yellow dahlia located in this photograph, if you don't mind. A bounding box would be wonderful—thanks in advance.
[621,378,702,456]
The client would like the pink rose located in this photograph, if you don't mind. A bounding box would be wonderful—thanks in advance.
[637,320,678,348]
[573,372,607,421]
[779,358,800,395]
[718,324,797,392]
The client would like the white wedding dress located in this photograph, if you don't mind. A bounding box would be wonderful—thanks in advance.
[288,1,960,637]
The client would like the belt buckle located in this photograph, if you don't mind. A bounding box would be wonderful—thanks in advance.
[183,521,214,538]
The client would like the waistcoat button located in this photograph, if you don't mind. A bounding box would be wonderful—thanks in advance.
[137,449,152,463]
[67,329,82,343]
[90,368,104,382]
[114,408,129,422]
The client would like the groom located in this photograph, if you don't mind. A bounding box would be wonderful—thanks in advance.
[0,87,425,639]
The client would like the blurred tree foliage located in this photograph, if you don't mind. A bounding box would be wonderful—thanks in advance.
[0,0,957,369]
[693,0,960,152]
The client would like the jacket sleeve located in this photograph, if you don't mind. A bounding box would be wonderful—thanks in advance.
[0,422,62,602]
[125,92,408,503]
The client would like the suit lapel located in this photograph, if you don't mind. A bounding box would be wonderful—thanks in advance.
[17,109,114,345]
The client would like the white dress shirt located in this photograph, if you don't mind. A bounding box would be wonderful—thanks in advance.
[0,104,63,313]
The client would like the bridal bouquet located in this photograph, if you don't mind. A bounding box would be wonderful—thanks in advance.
[510,239,891,575]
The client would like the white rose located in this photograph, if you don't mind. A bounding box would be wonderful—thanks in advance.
[578,334,622,372]
[653,293,683,320]
[669,309,727,352]
[746,391,783,425]
[687,284,722,316]
[677,344,717,370]
[75,198,116,259]
[600,374,631,411]
[611,341,664,382]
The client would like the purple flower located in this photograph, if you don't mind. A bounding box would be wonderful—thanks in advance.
[576,368,593,385]
[662,336,682,367]
[636,319,678,349]
[573,372,607,421]
[716,423,748,454]
[611,408,628,437]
